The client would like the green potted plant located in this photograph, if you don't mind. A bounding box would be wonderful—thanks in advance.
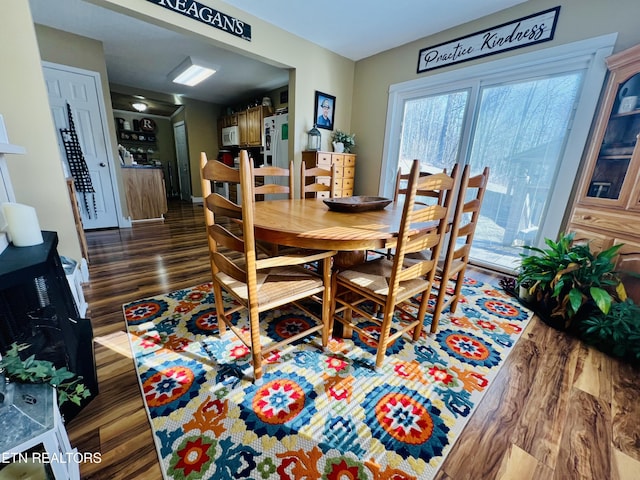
[578,299,640,364]
[516,232,627,329]
[0,342,91,407]
[331,130,356,153]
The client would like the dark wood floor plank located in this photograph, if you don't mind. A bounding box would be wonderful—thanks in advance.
[439,337,541,478]
[510,321,580,467]
[612,360,640,462]
[573,342,613,403]
[553,388,612,480]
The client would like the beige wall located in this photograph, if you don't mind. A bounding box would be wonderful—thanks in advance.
[351,0,640,195]
[0,4,80,261]
[181,98,221,198]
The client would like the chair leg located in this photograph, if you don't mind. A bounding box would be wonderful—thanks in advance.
[247,305,263,381]
[450,267,467,313]
[212,282,227,335]
[431,277,449,334]
[375,306,395,369]
[321,258,332,347]
[413,288,431,341]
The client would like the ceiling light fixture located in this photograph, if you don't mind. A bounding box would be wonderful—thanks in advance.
[131,102,147,112]
[169,57,217,87]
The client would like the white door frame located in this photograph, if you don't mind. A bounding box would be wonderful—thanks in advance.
[42,61,130,228]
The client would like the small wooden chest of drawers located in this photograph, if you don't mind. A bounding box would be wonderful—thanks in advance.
[302,151,356,198]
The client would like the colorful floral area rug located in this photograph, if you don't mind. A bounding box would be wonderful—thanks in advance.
[123,277,532,480]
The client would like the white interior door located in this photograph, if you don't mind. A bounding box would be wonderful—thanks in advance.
[173,122,191,202]
[43,64,119,229]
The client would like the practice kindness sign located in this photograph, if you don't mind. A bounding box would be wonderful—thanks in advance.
[417,7,560,73]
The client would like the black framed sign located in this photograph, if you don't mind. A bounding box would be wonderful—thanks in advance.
[314,91,335,131]
[417,6,560,74]
[145,0,251,41]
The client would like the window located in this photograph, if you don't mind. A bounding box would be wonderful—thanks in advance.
[381,35,616,272]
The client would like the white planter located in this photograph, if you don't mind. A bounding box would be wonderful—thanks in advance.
[332,141,344,153]
[519,285,534,303]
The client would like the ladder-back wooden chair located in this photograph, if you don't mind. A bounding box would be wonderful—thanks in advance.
[330,159,458,369]
[253,162,294,200]
[371,164,450,261]
[252,161,296,254]
[300,163,336,198]
[394,164,447,206]
[200,150,336,381]
[430,165,489,333]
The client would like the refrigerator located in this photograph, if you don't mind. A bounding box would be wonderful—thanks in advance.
[264,113,288,168]
[262,113,289,200]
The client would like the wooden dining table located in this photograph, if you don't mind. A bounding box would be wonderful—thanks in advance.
[252,198,408,266]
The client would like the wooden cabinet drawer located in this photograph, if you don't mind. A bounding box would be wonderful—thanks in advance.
[342,178,354,190]
[317,152,332,165]
[343,167,355,179]
[332,154,345,166]
[571,207,640,239]
[344,155,355,167]
[567,227,613,252]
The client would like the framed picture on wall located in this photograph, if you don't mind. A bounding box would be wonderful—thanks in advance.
[314,91,335,130]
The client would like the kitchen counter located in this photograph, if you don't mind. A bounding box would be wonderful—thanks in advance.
[121,166,167,221]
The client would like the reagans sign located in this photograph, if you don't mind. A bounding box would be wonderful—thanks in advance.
[417,7,560,73]
[146,0,251,41]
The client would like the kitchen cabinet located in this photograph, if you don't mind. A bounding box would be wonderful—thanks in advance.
[246,106,268,146]
[568,43,640,302]
[218,106,273,147]
[302,151,356,198]
[121,166,168,221]
[237,110,247,146]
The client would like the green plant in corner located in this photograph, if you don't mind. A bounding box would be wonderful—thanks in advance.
[517,232,627,326]
[0,342,90,407]
[331,130,356,153]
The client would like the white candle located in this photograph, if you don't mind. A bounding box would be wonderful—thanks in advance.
[1,202,43,247]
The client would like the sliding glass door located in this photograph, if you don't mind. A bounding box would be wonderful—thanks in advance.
[383,37,615,272]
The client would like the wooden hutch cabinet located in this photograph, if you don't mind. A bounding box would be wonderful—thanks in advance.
[568,43,640,301]
[302,151,356,198]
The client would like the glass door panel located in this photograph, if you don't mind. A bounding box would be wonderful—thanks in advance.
[397,72,584,271]
[467,73,583,269]
[399,90,469,175]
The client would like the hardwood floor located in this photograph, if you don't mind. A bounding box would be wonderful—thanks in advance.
[66,200,640,479]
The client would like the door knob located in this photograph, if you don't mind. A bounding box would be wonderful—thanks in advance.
[99,162,106,167]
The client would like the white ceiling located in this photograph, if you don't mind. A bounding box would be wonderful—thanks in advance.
[219,0,528,61]
[29,0,526,114]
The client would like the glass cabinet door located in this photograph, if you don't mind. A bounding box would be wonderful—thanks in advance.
[586,72,640,201]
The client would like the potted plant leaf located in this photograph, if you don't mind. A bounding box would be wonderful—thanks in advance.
[516,232,627,329]
[578,299,640,364]
[331,130,356,153]
[0,342,91,407]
